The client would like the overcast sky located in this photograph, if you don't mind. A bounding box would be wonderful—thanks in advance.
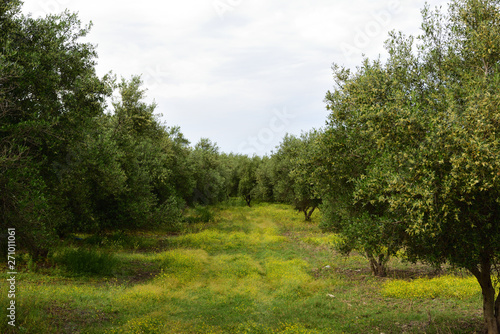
[22,0,449,156]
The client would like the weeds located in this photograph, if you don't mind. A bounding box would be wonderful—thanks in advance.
[382,275,482,300]
[183,205,216,224]
[0,203,486,334]
[53,248,118,276]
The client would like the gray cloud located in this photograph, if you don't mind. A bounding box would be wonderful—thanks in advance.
[23,0,449,155]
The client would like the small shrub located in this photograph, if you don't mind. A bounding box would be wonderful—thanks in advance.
[221,197,247,207]
[183,205,215,224]
[82,234,106,245]
[54,248,118,276]
[196,205,214,222]
[152,195,185,232]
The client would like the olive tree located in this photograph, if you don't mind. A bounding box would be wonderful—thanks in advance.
[189,138,228,205]
[254,156,275,203]
[318,60,404,276]
[236,155,261,207]
[271,132,322,221]
[0,3,110,257]
[321,0,500,330]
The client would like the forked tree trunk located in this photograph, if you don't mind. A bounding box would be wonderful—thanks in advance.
[470,258,500,334]
[243,195,251,207]
[304,207,316,221]
[367,252,388,277]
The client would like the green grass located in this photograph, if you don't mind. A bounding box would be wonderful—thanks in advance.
[52,248,119,276]
[0,202,486,333]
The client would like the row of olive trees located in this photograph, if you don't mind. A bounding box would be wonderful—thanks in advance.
[250,1,500,331]
[312,0,500,332]
[0,0,327,261]
[245,0,500,331]
[186,131,323,217]
[1,2,112,258]
[0,1,257,258]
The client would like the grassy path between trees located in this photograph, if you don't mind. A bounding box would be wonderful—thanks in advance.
[1,203,487,333]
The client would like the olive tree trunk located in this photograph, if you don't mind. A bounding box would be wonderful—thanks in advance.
[304,206,316,221]
[470,258,500,334]
[367,252,388,277]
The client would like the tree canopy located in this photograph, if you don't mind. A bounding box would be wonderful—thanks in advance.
[317,0,500,331]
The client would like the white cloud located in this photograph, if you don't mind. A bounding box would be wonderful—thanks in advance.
[22,0,449,155]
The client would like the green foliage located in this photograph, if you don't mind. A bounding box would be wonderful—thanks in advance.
[183,205,216,224]
[254,156,275,202]
[318,0,500,329]
[1,2,194,255]
[315,59,402,277]
[263,131,322,221]
[189,138,229,205]
[57,75,194,234]
[0,4,110,257]
[236,155,261,206]
[287,131,322,221]
[54,116,128,234]
[5,0,500,329]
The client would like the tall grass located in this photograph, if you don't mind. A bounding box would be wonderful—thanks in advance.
[53,248,118,276]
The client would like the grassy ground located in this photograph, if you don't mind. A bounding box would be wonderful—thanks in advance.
[0,202,487,333]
